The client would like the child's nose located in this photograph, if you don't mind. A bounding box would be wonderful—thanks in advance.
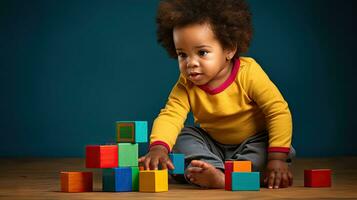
[186,57,199,68]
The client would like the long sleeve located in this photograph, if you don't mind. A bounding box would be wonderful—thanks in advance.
[241,58,292,153]
[150,75,191,151]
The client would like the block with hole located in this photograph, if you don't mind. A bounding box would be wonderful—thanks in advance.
[116,121,147,143]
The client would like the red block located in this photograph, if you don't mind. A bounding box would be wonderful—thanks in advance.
[85,145,118,168]
[304,169,332,187]
[224,161,234,190]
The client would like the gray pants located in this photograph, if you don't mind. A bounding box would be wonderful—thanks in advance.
[171,126,296,183]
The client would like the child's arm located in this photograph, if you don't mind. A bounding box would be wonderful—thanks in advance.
[241,58,293,188]
[140,75,190,170]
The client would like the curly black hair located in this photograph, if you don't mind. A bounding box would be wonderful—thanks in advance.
[156,0,253,59]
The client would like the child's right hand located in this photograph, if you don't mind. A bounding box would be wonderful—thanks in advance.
[138,145,175,170]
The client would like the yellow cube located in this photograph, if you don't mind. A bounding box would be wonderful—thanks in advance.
[139,169,168,192]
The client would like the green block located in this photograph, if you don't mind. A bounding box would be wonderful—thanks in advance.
[116,122,135,143]
[118,143,138,167]
[116,121,147,143]
[131,166,139,191]
[120,126,133,139]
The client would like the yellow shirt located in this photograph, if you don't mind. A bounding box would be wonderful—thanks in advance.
[150,57,292,153]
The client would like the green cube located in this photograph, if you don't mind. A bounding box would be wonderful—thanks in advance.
[116,121,148,143]
[116,122,135,143]
[131,166,139,191]
[118,143,138,167]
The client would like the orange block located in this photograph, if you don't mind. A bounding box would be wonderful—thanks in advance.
[233,161,252,172]
[60,172,93,192]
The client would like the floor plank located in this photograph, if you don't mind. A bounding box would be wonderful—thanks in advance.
[0,157,357,199]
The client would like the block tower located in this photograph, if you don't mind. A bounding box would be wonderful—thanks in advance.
[62,120,184,193]
[85,121,147,192]
[225,160,260,191]
[104,121,147,192]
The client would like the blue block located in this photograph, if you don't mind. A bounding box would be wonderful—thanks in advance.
[169,153,185,174]
[102,167,132,192]
[232,172,260,191]
[134,121,148,143]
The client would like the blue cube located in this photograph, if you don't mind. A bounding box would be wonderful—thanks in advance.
[103,167,132,192]
[232,172,260,191]
[169,153,185,174]
[134,121,148,143]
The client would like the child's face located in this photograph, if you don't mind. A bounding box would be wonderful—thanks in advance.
[173,22,236,87]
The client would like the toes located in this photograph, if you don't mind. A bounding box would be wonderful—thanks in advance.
[186,174,196,183]
[187,166,203,173]
[190,160,211,169]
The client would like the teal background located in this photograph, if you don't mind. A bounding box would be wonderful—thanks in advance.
[1,0,356,157]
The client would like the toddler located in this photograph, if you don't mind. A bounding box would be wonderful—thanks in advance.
[139,0,295,189]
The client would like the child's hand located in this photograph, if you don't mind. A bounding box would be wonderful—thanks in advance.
[138,145,175,170]
[264,159,293,189]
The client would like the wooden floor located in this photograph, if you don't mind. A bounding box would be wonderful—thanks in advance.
[0,157,357,199]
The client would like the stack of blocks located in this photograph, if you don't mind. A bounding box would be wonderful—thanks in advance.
[225,160,260,191]
[86,121,147,192]
[60,120,185,193]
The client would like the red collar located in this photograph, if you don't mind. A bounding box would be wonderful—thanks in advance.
[198,59,240,95]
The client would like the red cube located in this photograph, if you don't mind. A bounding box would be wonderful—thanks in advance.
[224,161,234,190]
[85,145,118,168]
[304,169,332,187]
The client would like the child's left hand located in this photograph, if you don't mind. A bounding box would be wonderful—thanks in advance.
[264,159,293,189]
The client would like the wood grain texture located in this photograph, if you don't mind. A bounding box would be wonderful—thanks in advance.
[0,157,357,199]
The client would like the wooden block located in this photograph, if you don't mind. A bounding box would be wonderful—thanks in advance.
[102,167,132,192]
[131,166,139,191]
[86,145,118,168]
[169,153,184,174]
[134,121,148,143]
[139,169,168,192]
[233,161,252,172]
[224,161,234,190]
[139,166,145,171]
[304,169,332,187]
[60,172,92,192]
[232,172,260,191]
[116,121,148,143]
[118,143,138,167]
[116,122,135,143]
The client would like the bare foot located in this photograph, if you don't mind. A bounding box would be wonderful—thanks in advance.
[185,160,225,189]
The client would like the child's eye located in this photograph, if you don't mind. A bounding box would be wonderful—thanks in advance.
[198,50,208,56]
[177,52,187,58]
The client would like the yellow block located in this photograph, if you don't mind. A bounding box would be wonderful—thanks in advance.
[233,161,252,172]
[139,169,168,192]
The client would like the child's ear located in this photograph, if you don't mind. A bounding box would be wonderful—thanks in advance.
[225,46,237,60]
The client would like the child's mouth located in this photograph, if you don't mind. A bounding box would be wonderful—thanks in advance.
[189,72,203,80]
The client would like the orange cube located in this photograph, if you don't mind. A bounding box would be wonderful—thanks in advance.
[60,172,93,192]
[233,161,252,172]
